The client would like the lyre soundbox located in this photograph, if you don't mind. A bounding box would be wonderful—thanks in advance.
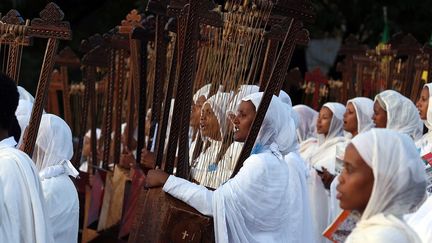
[129,187,215,243]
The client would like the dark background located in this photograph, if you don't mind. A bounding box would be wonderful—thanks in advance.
[2,0,432,94]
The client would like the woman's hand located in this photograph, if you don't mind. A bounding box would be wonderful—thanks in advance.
[319,167,335,190]
[144,169,169,188]
[119,146,135,169]
[141,148,156,169]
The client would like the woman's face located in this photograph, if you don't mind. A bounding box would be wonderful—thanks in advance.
[343,102,358,135]
[233,101,256,142]
[200,103,221,141]
[316,106,333,136]
[416,87,429,120]
[190,95,206,128]
[337,144,374,212]
[372,101,387,128]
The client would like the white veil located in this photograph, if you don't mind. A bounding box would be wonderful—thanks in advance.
[351,128,426,221]
[242,92,297,156]
[34,114,79,179]
[375,90,422,140]
[293,104,318,142]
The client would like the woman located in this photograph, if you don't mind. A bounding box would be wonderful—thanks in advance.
[34,114,80,243]
[293,105,318,161]
[145,93,312,242]
[305,102,346,243]
[373,90,423,140]
[329,97,374,222]
[404,83,432,243]
[337,128,426,243]
[191,92,232,188]
[415,83,432,156]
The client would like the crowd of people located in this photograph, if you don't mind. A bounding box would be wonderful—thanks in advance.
[1,66,432,243]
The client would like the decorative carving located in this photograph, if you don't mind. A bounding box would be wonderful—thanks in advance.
[31,2,69,29]
[1,10,24,25]
[55,46,81,67]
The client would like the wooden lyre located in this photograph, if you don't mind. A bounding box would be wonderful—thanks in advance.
[336,35,368,103]
[0,9,31,83]
[79,34,111,242]
[117,11,157,240]
[388,33,423,100]
[128,0,314,242]
[46,46,80,132]
[0,3,72,157]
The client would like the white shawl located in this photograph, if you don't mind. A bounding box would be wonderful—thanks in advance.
[34,114,79,243]
[164,93,302,242]
[375,90,423,140]
[0,137,53,243]
[346,129,426,243]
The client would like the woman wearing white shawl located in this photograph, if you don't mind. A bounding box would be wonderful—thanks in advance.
[337,129,426,243]
[373,90,423,140]
[0,72,52,243]
[305,102,345,243]
[329,97,374,222]
[191,92,232,188]
[294,105,318,161]
[404,83,432,243]
[34,114,79,243]
[146,93,312,242]
[415,83,432,156]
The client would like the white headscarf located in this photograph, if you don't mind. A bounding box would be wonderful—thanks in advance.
[317,102,345,145]
[34,114,79,180]
[193,84,211,103]
[227,85,259,112]
[16,114,30,146]
[242,92,297,157]
[351,129,426,221]
[375,90,422,140]
[17,86,35,103]
[347,97,374,134]
[279,90,299,129]
[422,83,432,131]
[15,99,34,117]
[293,104,318,142]
[202,92,233,139]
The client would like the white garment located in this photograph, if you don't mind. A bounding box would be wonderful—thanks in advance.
[204,141,242,189]
[193,84,211,103]
[329,98,374,223]
[164,151,301,243]
[0,137,53,243]
[191,139,222,187]
[41,174,79,243]
[15,99,34,117]
[34,114,79,243]
[416,83,432,156]
[284,151,317,243]
[347,214,422,243]
[406,196,432,243]
[347,97,374,135]
[307,102,345,243]
[17,85,35,103]
[243,92,298,155]
[345,129,426,242]
[375,90,423,140]
[16,113,30,146]
[164,93,302,242]
[0,168,13,242]
[294,105,318,143]
[203,92,233,138]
